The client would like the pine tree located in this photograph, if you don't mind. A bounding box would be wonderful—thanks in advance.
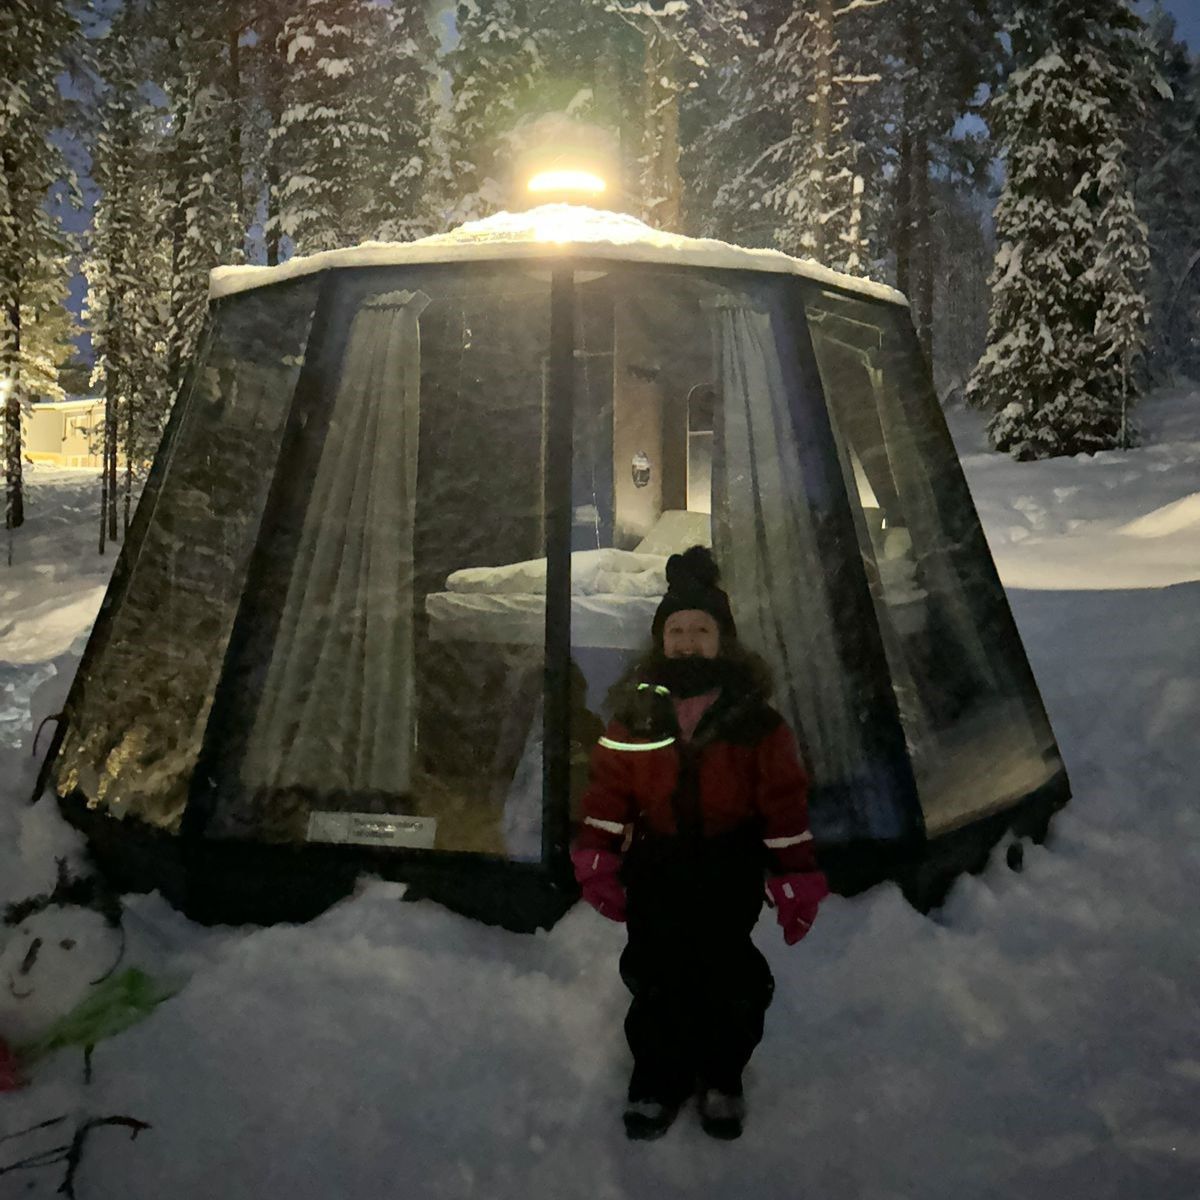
[361,2,439,242]
[873,0,1009,365]
[155,8,243,398]
[606,1,751,232]
[442,0,633,225]
[930,178,993,400]
[967,0,1152,459]
[684,0,896,274]
[1093,139,1150,448]
[0,0,82,530]
[1131,5,1200,379]
[443,1,745,232]
[759,0,878,270]
[19,256,77,405]
[86,8,172,549]
[272,0,437,253]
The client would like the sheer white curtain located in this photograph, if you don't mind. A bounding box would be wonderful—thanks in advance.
[706,295,863,787]
[244,288,430,796]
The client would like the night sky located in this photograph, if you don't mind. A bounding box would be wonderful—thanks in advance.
[54,1,1200,369]
[1157,0,1199,46]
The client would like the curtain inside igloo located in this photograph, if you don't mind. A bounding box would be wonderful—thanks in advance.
[241,289,430,798]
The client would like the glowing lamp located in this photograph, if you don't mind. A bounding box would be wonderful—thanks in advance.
[527,169,607,197]
[511,115,619,211]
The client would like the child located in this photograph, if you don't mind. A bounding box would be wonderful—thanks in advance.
[571,545,829,1141]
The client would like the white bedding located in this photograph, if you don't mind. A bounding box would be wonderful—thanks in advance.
[428,514,715,648]
[425,590,658,649]
[445,547,667,598]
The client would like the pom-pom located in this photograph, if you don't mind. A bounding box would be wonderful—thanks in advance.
[665,544,721,591]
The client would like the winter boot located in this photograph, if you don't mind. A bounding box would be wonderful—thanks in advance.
[622,1097,680,1141]
[698,1088,745,1140]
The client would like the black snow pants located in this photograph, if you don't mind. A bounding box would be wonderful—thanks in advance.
[619,829,775,1104]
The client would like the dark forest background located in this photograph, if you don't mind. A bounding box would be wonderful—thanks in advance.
[3,0,1199,532]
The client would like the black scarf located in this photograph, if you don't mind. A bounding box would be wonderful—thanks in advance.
[656,655,734,699]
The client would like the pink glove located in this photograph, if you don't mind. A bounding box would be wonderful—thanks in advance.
[571,848,627,923]
[766,871,830,945]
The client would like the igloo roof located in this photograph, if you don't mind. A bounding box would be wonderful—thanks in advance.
[209,205,908,307]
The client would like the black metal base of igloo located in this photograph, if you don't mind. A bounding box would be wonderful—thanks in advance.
[819,767,1071,912]
[55,793,578,934]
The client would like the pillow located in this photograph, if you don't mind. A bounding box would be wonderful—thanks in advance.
[634,510,713,557]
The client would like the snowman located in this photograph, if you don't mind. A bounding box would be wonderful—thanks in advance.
[0,902,124,1050]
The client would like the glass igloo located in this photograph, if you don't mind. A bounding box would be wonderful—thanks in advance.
[38,206,1069,928]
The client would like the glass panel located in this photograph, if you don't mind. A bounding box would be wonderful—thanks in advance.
[53,280,321,828]
[803,286,1065,834]
[566,268,910,843]
[201,266,551,859]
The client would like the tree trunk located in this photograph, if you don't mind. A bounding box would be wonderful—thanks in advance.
[3,285,23,531]
[640,29,682,232]
[264,12,284,266]
[108,388,118,544]
[123,378,134,534]
[913,123,934,366]
[894,73,914,299]
[229,24,245,245]
[811,0,835,263]
[166,41,192,399]
[1,150,23,531]
[101,283,119,553]
[99,372,111,555]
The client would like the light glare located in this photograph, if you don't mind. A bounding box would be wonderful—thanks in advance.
[527,169,607,196]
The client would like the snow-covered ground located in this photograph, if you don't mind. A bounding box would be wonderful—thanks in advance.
[2,390,1199,1199]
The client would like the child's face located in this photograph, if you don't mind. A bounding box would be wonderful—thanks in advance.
[662,610,720,660]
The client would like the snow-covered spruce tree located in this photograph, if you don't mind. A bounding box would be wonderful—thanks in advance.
[929,177,994,401]
[607,0,695,232]
[439,1,537,224]
[1131,5,1200,379]
[86,8,172,548]
[0,0,82,530]
[155,12,244,399]
[870,0,1009,366]
[442,0,637,226]
[271,0,436,253]
[443,1,745,233]
[757,0,878,270]
[604,1,751,233]
[1092,132,1151,447]
[967,0,1152,459]
[685,0,892,273]
[19,282,76,406]
[361,1,439,242]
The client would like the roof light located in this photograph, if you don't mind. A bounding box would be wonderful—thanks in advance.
[527,169,607,197]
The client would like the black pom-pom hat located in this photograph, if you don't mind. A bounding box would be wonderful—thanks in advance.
[651,545,737,643]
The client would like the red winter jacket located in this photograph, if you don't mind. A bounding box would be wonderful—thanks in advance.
[574,688,818,875]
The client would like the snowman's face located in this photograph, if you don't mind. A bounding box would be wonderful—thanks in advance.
[0,908,121,1044]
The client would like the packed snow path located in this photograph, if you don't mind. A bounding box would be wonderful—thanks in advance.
[2,390,1199,1199]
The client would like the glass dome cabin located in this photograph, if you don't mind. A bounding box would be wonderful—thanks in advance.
[37,207,1070,929]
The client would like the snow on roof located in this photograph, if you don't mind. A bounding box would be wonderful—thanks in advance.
[31,396,103,410]
[209,205,908,307]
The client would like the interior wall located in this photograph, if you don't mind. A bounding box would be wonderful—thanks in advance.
[611,300,664,547]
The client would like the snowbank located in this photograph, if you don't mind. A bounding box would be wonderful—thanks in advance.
[950,390,1200,590]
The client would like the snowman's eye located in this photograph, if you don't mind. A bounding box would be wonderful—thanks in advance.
[60,939,76,950]
[19,938,43,975]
